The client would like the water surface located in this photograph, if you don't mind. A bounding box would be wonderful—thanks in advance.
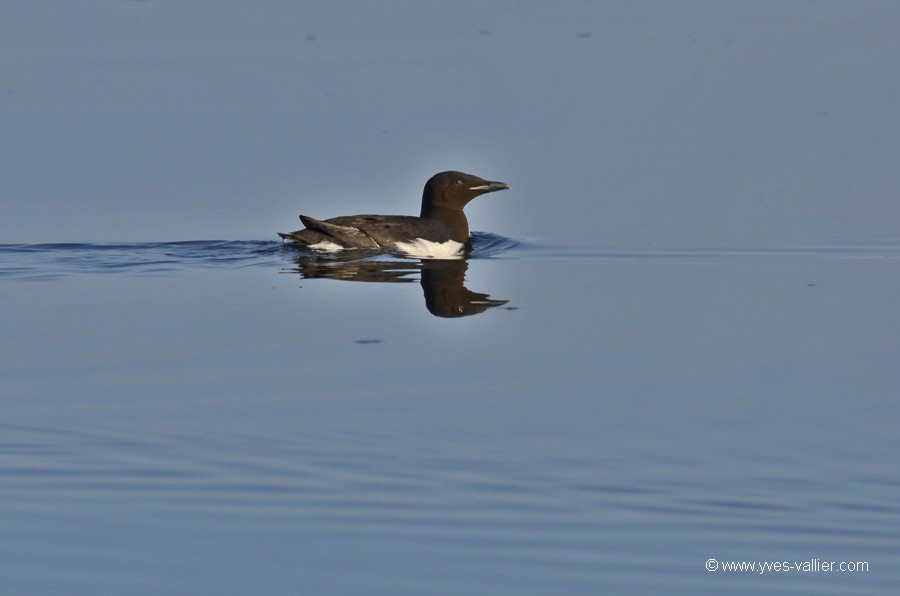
[3,2,900,594]
[3,240,899,595]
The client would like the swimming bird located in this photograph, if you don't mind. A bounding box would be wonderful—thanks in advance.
[278,171,510,258]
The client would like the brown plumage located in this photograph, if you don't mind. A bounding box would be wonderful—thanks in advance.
[278,171,510,251]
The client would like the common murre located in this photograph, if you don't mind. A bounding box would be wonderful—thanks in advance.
[278,171,510,258]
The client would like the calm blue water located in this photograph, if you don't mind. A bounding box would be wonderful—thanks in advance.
[4,2,900,593]
[3,239,899,595]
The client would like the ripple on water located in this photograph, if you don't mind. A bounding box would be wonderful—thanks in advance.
[0,233,520,281]
[0,240,286,280]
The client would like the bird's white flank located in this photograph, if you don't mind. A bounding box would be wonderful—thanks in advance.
[394,238,465,259]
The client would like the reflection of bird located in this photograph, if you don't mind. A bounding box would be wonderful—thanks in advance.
[420,260,508,318]
[290,259,420,283]
[278,171,509,257]
[285,257,508,318]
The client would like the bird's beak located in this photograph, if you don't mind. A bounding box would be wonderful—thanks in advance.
[469,181,510,193]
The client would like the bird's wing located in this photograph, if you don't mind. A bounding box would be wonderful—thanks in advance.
[299,215,381,248]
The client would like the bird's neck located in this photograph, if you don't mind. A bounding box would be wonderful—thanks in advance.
[420,204,469,242]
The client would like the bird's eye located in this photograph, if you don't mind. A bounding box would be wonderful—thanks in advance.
[455,180,463,185]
